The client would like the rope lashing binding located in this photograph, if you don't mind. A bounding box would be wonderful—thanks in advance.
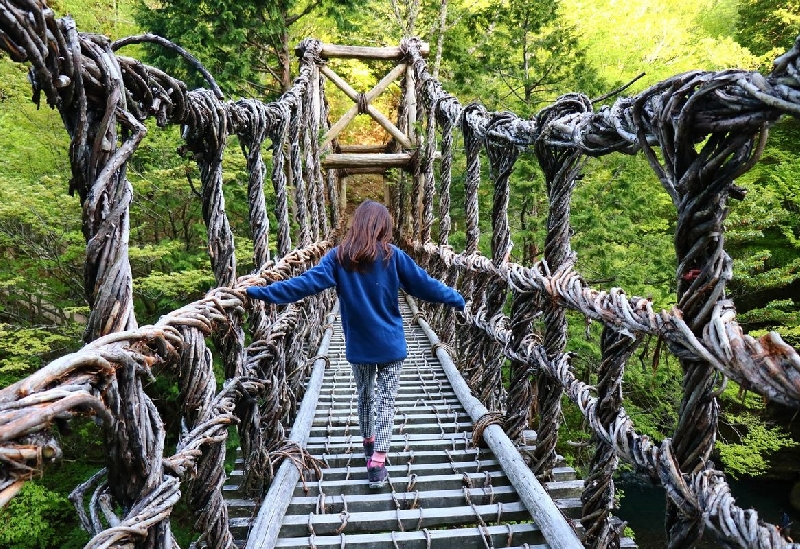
[431,341,457,360]
[471,411,505,448]
[356,92,369,114]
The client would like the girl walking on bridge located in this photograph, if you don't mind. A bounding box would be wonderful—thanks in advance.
[246,200,465,488]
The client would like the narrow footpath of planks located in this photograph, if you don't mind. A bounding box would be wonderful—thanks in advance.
[223,294,636,549]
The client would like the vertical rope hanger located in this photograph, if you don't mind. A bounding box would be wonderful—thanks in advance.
[290,95,312,248]
[461,103,486,255]
[394,74,410,238]
[316,66,340,233]
[467,112,521,411]
[432,98,459,345]
[456,102,488,397]
[436,98,457,246]
[230,99,272,268]
[409,69,423,240]
[530,94,590,479]
[420,98,437,244]
[642,72,768,549]
[310,65,330,239]
[270,102,293,257]
[180,88,242,549]
[504,287,537,442]
[75,33,144,343]
[581,328,638,549]
[303,68,321,244]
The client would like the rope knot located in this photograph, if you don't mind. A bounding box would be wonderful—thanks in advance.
[431,341,456,361]
[471,411,505,447]
[356,92,369,114]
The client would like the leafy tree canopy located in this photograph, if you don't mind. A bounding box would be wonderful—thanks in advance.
[134,0,366,98]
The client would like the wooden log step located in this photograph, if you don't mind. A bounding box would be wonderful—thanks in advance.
[317,378,448,389]
[315,401,465,413]
[318,392,461,403]
[302,458,503,481]
[313,397,463,410]
[309,421,473,437]
[316,448,488,468]
[542,479,584,499]
[320,366,447,376]
[305,435,475,454]
[319,372,446,380]
[551,497,583,519]
[293,470,511,497]
[232,453,576,483]
[317,387,458,398]
[306,430,474,444]
[278,501,531,537]
[273,523,546,549]
[285,485,523,515]
[321,366,447,376]
[299,462,576,484]
[226,497,259,518]
[312,410,471,426]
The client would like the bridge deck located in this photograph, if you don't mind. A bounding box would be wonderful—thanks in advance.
[224,295,631,548]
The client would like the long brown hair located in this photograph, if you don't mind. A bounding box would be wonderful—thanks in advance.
[337,200,393,273]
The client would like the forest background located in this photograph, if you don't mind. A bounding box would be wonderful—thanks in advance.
[0,0,798,547]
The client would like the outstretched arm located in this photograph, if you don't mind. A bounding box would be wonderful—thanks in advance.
[395,248,465,310]
[246,250,337,304]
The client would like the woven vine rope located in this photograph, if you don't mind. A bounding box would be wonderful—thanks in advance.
[402,32,800,549]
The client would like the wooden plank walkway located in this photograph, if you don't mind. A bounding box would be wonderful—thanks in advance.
[223,295,634,549]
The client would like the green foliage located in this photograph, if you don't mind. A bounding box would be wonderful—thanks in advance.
[711,382,799,479]
[726,119,800,345]
[735,0,800,68]
[0,322,81,387]
[49,0,140,38]
[571,155,677,310]
[134,0,368,97]
[717,411,798,479]
[444,0,602,115]
[0,481,87,549]
[561,0,761,92]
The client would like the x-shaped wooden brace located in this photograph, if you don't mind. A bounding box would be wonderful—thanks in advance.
[320,63,412,150]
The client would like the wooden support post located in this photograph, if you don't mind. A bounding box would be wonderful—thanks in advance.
[338,174,348,217]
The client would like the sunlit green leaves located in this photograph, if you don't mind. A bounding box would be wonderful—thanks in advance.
[717,411,798,479]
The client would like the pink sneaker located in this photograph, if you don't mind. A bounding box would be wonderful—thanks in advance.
[367,463,388,488]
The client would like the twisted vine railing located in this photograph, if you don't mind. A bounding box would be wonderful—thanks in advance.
[0,2,799,549]
[400,34,800,549]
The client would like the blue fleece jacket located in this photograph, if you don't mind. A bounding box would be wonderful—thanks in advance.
[245,245,465,364]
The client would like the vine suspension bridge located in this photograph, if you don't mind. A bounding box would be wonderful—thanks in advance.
[1,1,800,548]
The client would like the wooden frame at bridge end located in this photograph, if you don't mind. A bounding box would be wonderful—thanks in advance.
[296,42,430,60]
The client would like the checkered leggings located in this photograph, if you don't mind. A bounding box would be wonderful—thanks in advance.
[350,360,404,453]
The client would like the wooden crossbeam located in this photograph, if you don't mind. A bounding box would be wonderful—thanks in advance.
[321,152,414,169]
[296,42,430,60]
